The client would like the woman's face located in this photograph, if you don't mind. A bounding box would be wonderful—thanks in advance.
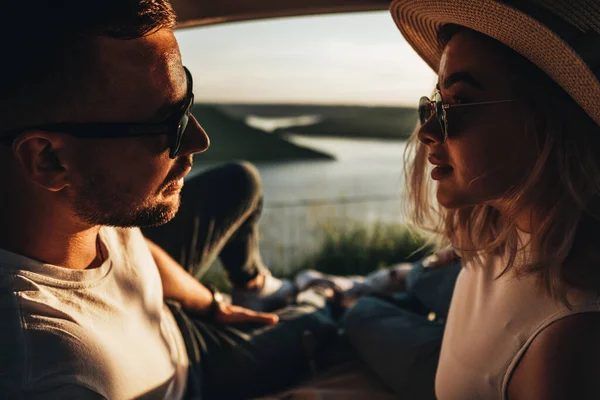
[418,29,536,210]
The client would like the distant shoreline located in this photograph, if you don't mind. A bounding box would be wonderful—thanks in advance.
[191,104,334,164]
[213,103,419,140]
[188,102,417,164]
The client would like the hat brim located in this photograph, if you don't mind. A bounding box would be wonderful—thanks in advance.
[390,0,600,125]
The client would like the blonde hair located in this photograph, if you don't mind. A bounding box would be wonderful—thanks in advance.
[404,26,600,302]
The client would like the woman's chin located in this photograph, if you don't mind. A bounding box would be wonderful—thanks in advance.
[436,188,470,209]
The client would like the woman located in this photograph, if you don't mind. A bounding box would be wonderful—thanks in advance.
[390,0,600,399]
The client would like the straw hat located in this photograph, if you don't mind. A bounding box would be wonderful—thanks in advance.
[390,0,600,125]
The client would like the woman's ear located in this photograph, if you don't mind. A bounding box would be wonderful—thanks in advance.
[12,131,70,192]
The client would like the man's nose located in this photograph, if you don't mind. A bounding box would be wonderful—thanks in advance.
[417,115,445,146]
[180,114,210,155]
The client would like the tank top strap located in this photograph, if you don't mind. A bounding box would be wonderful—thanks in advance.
[501,296,600,397]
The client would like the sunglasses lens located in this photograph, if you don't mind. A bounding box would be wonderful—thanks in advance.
[418,97,432,125]
[433,92,447,139]
[169,98,193,159]
[171,115,189,158]
[169,68,194,159]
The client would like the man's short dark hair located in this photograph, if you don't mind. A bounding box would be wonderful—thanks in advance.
[0,0,177,132]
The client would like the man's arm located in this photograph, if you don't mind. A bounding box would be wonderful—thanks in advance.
[144,237,278,324]
[144,237,213,313]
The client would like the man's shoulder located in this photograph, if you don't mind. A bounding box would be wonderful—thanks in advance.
[0,286,105,394]
[0,284,28,388]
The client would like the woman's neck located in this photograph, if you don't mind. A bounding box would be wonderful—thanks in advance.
[515,212,534,233]
[490,199,535,233]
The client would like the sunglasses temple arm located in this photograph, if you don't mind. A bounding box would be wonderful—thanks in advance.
[445,99,517,109]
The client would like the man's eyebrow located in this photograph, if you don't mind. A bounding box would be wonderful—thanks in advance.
[148,94,188,122]
[149,101,179,121]
[441,72,486,90]
[148,68,192,121]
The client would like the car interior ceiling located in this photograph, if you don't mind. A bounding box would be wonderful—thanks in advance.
[171,0,391,29]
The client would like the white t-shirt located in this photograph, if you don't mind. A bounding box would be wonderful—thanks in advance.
[0,227,189,399]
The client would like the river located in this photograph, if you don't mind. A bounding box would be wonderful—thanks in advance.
[192,135,408,273]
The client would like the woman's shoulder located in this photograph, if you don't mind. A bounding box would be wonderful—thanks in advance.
[508,312,600,400]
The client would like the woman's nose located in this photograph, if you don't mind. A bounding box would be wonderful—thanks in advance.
[180,114,210,156]
[417,115,445,146]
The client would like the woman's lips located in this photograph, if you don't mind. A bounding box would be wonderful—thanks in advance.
[428,154,453,180]
[431,165,453,180]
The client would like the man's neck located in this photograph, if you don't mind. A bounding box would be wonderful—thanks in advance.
[0,193,103,270]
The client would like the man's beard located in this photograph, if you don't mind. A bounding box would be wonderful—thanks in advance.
[72,167,180,228]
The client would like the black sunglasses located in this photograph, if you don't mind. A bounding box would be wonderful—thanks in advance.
[419,90,516,141]
[0,66,195,159]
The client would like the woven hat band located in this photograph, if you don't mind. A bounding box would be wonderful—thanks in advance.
[390,0,600,125]
[502,0,600,80]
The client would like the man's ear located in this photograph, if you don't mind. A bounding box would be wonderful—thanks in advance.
[12,131,70,192]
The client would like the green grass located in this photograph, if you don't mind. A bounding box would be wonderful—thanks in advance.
[199,259,232,293]
[200,222,433,292]
[294,221,433,277]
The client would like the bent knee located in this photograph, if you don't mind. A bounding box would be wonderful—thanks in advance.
[226,161,261,189]
[220,161,263,204]
[184,161,263,210]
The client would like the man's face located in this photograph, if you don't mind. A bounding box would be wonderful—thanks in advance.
[61,29,210,227]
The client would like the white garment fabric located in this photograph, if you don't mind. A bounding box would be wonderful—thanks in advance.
[0,227,189,399]
[436,243,600,400]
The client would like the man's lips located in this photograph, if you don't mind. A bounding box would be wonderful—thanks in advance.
[164,162,193,190]
[171,165,193,183]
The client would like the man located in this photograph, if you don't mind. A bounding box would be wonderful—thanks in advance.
[0,1,336,399]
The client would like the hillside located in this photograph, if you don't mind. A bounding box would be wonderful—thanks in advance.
[216,104,419,139]
[191,105,333,163]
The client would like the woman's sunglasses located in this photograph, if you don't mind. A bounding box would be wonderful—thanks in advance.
[0,66,195,159]
[418,90,516,141]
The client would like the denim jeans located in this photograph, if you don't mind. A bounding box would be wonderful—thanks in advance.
[341,261,461,399]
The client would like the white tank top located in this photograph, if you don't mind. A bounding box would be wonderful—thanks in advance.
[436,248,600,400]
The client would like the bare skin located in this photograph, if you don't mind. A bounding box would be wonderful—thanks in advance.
[147,238,277,324]
[419,30,600,399]
[0,28,277,325]
[508,312,600,400]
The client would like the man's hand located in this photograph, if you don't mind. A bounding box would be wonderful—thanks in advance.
[145,236,278,325]
[214,302,279,325]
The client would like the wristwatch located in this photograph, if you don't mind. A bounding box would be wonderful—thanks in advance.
[207,284,225,320]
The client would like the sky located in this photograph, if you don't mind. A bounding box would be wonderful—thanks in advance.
[175,11,437,107]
